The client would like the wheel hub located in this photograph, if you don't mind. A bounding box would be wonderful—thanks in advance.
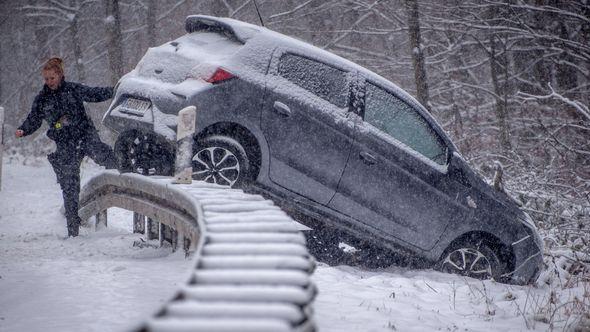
[441,248,493,279]
[192,146,240,187]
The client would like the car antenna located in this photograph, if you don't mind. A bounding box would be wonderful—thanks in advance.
[252,0,265,27]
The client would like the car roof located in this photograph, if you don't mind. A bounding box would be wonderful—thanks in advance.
[188,15,378,74]
[186,15,454,149]
[187,16,419,102]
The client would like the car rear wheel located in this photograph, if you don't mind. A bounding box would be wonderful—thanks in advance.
[192,135,251,188]
[117,134,173,176]
[438,240,504,281]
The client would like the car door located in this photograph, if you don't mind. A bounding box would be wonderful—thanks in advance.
[261,51,355,205]
[328,80,472,250]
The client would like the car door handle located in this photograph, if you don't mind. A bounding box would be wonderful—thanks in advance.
[359,151,376,165]
[273,101,291,117]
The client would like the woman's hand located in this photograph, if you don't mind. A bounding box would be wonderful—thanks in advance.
[15,129,24,138]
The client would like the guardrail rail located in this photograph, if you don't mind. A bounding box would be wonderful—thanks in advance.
[78,171,317,332]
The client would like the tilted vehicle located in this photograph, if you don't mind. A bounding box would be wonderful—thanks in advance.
[102,15,543,284]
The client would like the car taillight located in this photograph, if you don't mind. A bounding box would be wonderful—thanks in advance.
[205,68,235,84]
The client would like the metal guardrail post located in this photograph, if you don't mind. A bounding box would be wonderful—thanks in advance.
[133,212,145,234]
[95,210,108,229]
[0,106,4,191]
[171,228,178,252]
[173,106,196,184]
[146,217,159,240]
[158,223,165,247]
[184,236,192,253]
[161,224,173,246]
[159,223,165,247]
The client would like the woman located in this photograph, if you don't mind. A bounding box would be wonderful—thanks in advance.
[15,57,118,237]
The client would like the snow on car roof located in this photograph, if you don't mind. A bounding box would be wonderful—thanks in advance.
[186,15,263,43]
[185,15,451,144]
[187,15,370,74]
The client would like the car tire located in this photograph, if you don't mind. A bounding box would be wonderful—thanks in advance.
[192,135,252,188]
[437,239,505,281]
[117,134,174,176]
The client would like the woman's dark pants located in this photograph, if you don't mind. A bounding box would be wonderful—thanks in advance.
[48,132,117,237]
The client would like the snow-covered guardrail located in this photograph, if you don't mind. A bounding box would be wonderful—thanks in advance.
[79,171,317,332]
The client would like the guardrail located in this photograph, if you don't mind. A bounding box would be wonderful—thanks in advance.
[78,171,317,332]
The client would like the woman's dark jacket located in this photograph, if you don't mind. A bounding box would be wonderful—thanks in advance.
[18,78,113,144]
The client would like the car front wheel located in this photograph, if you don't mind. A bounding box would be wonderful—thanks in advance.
[438,241,504,281]
[192,135,251,188]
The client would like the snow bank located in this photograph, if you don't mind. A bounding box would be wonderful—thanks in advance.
[1,159,588,332]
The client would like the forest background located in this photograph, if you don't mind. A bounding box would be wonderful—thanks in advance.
[0,0,588,263]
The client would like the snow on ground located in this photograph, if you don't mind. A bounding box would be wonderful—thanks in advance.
[0,158,587,332]
[314,264,561,332]
[0,158,194,332]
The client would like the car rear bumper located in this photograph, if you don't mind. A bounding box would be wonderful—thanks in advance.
[103,76,211,140]
[103,99,156,134]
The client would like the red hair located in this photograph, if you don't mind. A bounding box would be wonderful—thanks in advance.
[42,57,64,75]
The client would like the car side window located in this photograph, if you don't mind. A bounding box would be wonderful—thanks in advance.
[278,53,348,108]
[364,83,447,165]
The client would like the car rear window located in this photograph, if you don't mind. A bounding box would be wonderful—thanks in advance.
[364,83,447,165]
[136,32,242,84]
[278,54,348,108]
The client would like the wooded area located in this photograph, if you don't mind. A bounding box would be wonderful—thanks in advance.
[0,0,588,249]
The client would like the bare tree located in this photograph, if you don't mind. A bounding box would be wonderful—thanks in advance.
[69,0,86,81]
[405,0,430,111]
[146,0,157,47]
[1,0,588,203]
[22,0,92,81]
[488,32,512,152]
[105,0,123,85]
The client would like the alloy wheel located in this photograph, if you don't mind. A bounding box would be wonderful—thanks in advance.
[192,146,240,186]
[440,248,493,279]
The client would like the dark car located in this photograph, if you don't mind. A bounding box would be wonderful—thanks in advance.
[102,15,543,284]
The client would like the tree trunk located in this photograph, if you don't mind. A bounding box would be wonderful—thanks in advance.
[34,28,50,64]
[556,21,577,97]
[210,0,230,17]
[583,4,590,107]
[405,0,430,112]
[531,0,551,93]
[105,0,124,85]
[70,11,86,82]
[489,34,512,152]
[146,0,157,47]
[0,52,3,100]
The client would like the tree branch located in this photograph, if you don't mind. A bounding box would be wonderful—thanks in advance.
[518,84,590,123]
